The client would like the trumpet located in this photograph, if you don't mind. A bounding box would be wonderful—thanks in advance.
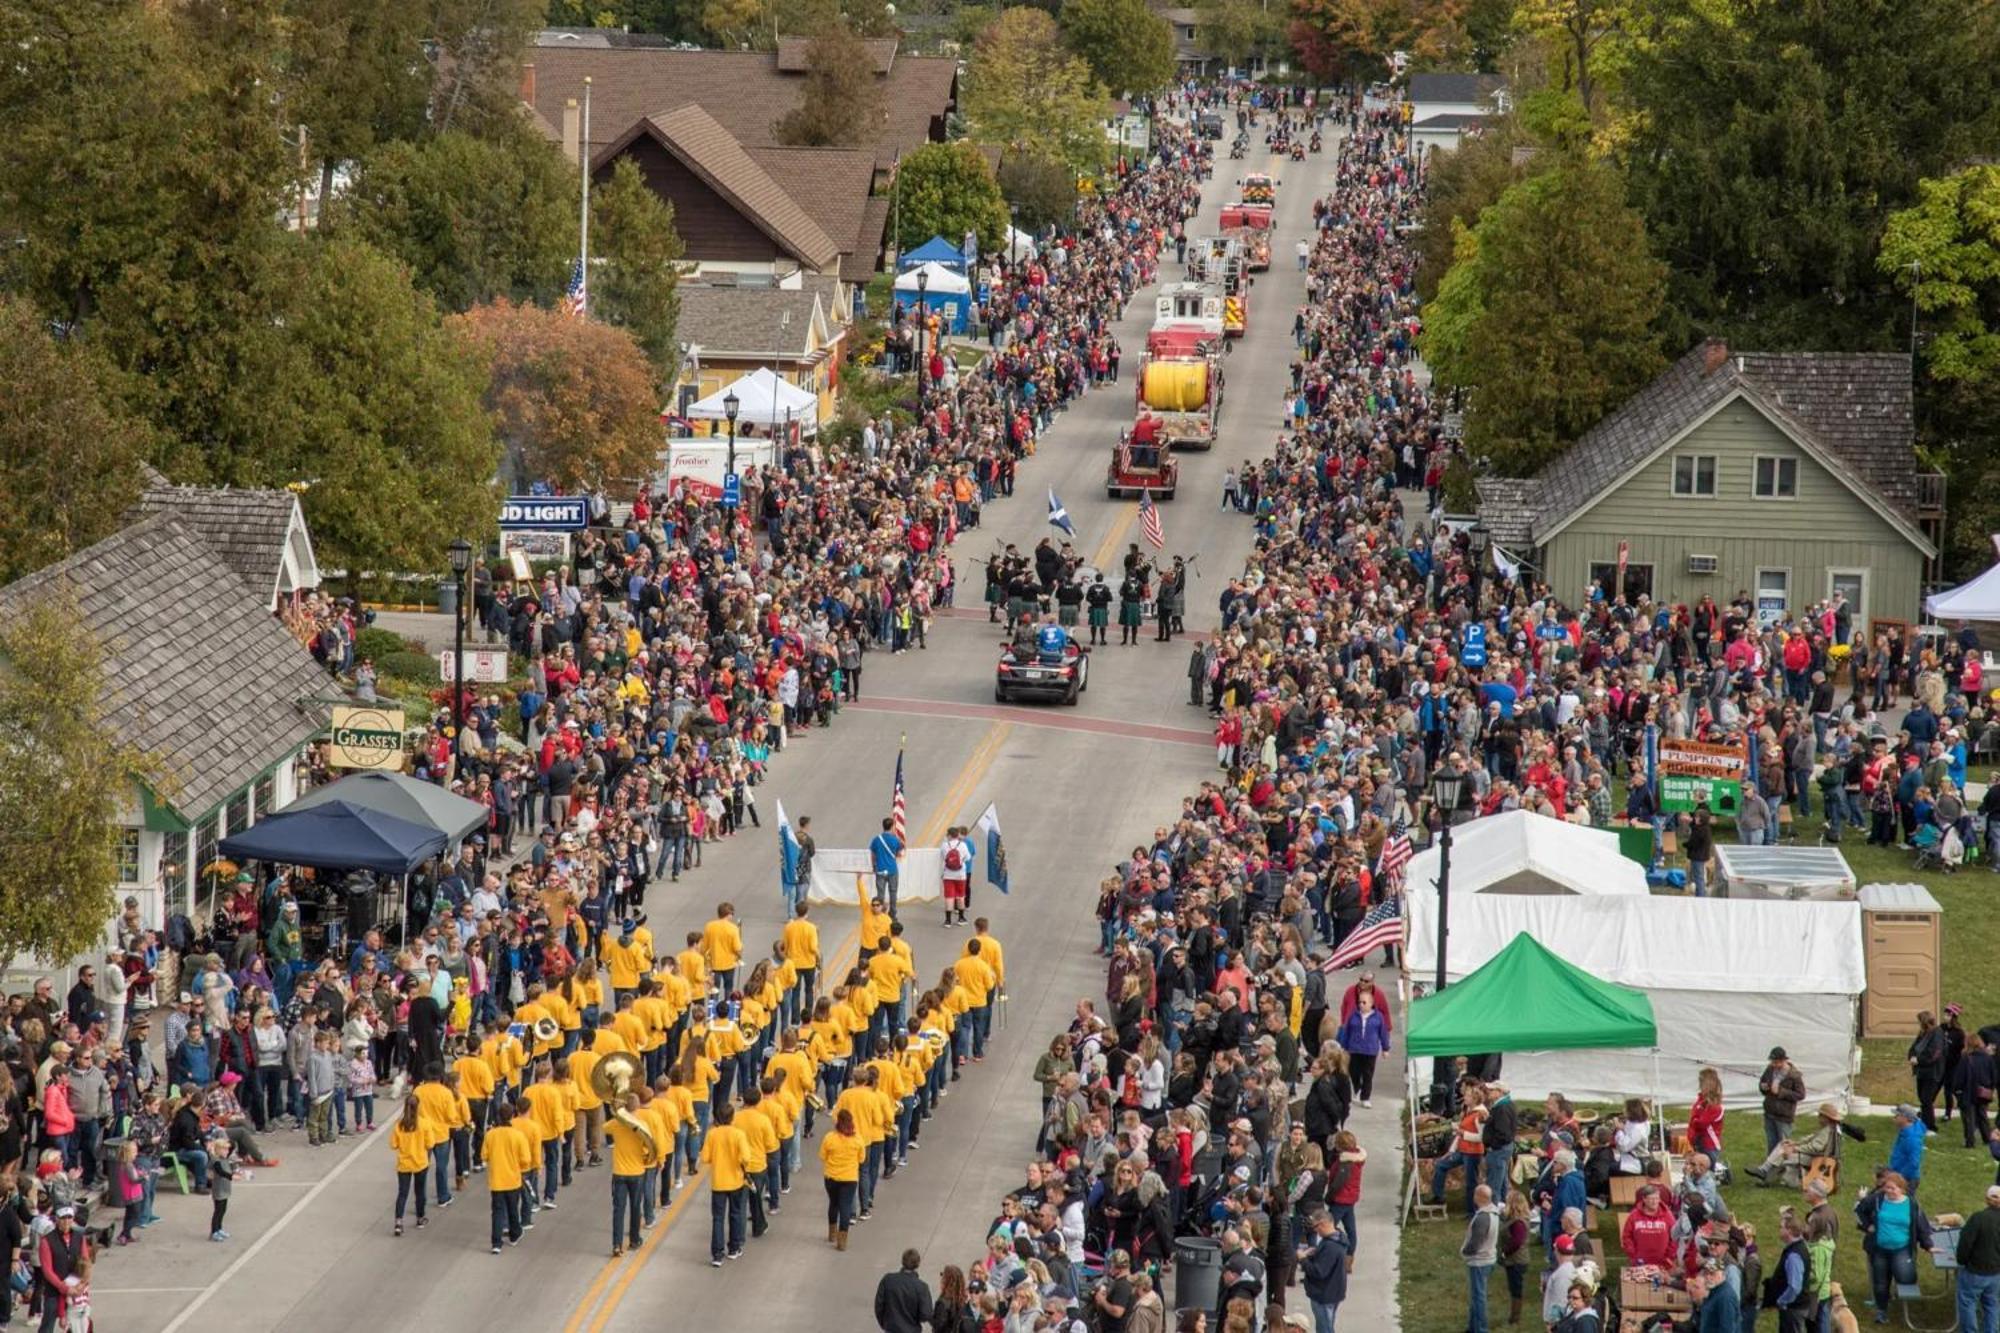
[589,1050,659,1166]
[806,1088,828,1112]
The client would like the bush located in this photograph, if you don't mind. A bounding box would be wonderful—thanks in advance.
[376,650,438,683]
[354,626,415,662]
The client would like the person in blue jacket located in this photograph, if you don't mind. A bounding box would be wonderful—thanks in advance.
[1297,1207,1349,1333]
[868,818,905,920]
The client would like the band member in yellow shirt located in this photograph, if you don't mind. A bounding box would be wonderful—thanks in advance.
[390,1096,429,1237]
[754,1072,797,1197]
[700,1103,753,1266]
[567,1044,605,1169]
[604,1093,653,1258]
[635,1085,679,1217]
[954,938,999,1062]
[866,924,915,1047]
[700,902,744,995]
[810,994,855,1112]
[780,902,821,1016]
[632,977,674,1084]
[737,1085,781,1238]
[834,1066,891,1219]
[414,1064,465,1207]
[455,1038,498,1169]
[602,922,650,1008]
[521,1060,573,1207]
[677,934,710,1006]
[818,1108,864,1249]
[483,1103,535,1252]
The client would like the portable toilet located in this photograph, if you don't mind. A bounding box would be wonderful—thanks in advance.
[1858,883,1942,1037]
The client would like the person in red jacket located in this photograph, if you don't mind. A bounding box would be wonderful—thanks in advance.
[1620,1185,1676,1269]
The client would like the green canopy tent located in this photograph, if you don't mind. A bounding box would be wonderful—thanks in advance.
[1402,933,1660,1224]
[1407,931,1657,1056]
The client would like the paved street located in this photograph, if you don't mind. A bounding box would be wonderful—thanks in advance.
[92,130,1405,1333]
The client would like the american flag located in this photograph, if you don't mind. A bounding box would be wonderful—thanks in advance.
[561,258,587,318]
[890,744,907,845]
[1321,894,1402,973]
[1377,829,1412,882]
[1139,491,1165,549]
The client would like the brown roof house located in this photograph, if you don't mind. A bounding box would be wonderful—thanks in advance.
[0,501,338,939]
[674,282,845,431]
[1475,340,1946,634]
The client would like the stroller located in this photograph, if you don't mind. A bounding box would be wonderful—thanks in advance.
[1909,822,1962,873]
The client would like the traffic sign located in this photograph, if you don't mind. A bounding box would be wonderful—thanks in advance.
[722,473,741,508]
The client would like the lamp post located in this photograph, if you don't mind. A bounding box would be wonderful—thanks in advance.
[723,389,741,507]
[1428,765,1467,1112]
[1467,523,1490,611]
[915,266,930,410]
[447,537,472,768]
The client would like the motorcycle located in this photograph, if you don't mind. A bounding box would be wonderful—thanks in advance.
[1228,143,1246,160]
[1289,142,1304,161]
[1309,134,1322,153]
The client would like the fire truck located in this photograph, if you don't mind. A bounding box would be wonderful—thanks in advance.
[1192,236,1249,337]
[1219,201,1273,271]
[1134,324,1223,451]
[1239,171,1277,206]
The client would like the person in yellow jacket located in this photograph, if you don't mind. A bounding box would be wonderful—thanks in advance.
[677,934,710,1005]
[834,1066,890,1219]
[632,978,674,1084]
[766,1030,816,1141]
[602,925,650,1007]
[810,995,854,1113]
[700,1102,753,1265]
[521,1060,572,1207]
[414,1064,465,1207]
[855,874,893,960]
[515,986,560,1061]
[455,1037,498,1170]
[568,1044,605,1169]
[953,938,999,1062]
[609,993,649,1056]
[866,926,915,1047]
[780,901,821,1016]
[543,982,582,1057]
[634,1086,678,1218]
[513,1083,547,1220]
[673,1043,720,1169]
[390,1096,430,1236]
[699,903,743,994]
[938,971,977,1079]
[483,1103,535,1252]
[604,1094,652,1257]
[869,1037,917,1171]
[971,918,1005,992]
[654,1073,697,1192]
[702,1008,749,1106]
[737,1084,781,1238]
[818,1108,864,1248]
[754,1072,797,1196]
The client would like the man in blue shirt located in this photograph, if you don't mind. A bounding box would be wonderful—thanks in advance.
[869,818,905,920]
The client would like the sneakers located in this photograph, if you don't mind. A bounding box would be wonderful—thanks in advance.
[711,1258,724,1268]
[492,1245,503,1255]
[211,1230,230,1242]
[416,1216,428,1229]
[612,1247,625,1258]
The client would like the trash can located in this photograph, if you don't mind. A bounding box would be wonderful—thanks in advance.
[1172,1236,1221,1314]
[436,578,460,618]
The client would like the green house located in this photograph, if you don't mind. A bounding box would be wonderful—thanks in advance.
[1477,341,1945,634]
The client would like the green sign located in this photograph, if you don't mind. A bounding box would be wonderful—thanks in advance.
[1661,773,1742,816]
[1658,737,1749,816]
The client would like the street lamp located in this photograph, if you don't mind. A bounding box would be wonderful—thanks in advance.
[1467,524,1490,609]
[1428,764,1468,1113]
[723,389,741,507]
[447,537,472,769]
[915,266,930,409]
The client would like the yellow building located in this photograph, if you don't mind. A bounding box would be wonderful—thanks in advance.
[673,282,847,431]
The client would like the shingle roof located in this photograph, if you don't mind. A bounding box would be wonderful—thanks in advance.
[0,515,334,820]
[1482,340,1924,546]
[775,35,898,75]
[1412,113,1487,131]
[524,44,956,169]
[598,107,840,269]
[677,285,828,359]
[1407,73,1506,106]
[129,482,306,609]
[746,144,883,280]
[1473,478,1536,547]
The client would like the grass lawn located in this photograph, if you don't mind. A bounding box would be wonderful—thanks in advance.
[1397,795,2000,1328]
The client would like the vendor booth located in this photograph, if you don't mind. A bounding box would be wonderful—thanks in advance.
[1926,551,2000,622]
[1711,844,1856,900]
[218,799,449,950]
[687,367,820,435]
[898,235,969,275]
[894,261,973,334]
[1404,892,1865,1106]
[1404,810,1649,897]
[282,771,488,845]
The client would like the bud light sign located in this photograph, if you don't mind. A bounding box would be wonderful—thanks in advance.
[500,496,588,530]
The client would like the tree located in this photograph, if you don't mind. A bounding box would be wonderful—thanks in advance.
[964,8,1110,174]
[997,150,1078,232]
[1198,0,1269,70]
[1510,0,1627,116]
[0,300,154,584]
[336,122,577,312]
[590,158,688,388]
[1422,158,1666,476]
[0,589,171,970]
[1061,0,1175,98]
[1880,166,2000,386]
[896,141,1011,253]
[282,0,432,202]
[1283,0,1465,79]
[452,299,665,492]
[428,0,548,134]
[1623,0,2000,350]
[772,24,886,146]
[1412,116,1523,301]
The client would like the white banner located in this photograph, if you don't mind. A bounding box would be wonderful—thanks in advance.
[803,847,947,905]
[438,647,510,683]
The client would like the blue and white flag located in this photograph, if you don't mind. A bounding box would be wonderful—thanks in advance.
[1048,488,1075,537]
[975,802,1009,895]
[777,798,801,896]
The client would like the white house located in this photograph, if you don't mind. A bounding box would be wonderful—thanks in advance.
[1406,72,1508,158]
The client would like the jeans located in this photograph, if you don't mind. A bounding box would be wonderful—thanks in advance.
[491,1186,522,1247]
[826,1177,857,1231]
[1870,1245,1918,1311]
[877,871,899,918]
[542,1138,561,1201]
[861,1142,882,1211]
[432,1142,453,1203]
[1430,1150,1482,1213]
[1482,1146,1514,1202]
[395,1167,428,1221]
[1763,1115,1791,1154]
[76,1118,103,1186]
[254,1066,285,1129]
[1467,1264,1492,1333]
[1309,1296,1341,1333]
[1957,1268,2000,1333]
[611,1174,645,1249]
[710,1185,747,1259]
[175,1147,211,1190]
[1328,1202,1357,1255]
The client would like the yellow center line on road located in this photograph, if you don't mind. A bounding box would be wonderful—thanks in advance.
[571,721,1011,1333]
[1092,504,1139,572]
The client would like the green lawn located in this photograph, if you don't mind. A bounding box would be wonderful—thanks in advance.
[1397,796,2000,1327]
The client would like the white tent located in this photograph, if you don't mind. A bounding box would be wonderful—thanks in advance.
[893,261,972,297]
[1405,810,1648,898]
[1926,559,2000,621]
[1000,227,1039,261]
[1404,892,1865,1108]
[686,367,819,431]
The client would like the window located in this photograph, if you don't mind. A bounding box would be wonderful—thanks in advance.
[226,789,251,836]
[254,771,275,824]
[196,816,219,904]
[1671,454,1717,496]
[1756,568,1790,627]
[1754,456,1798,498]
[162,831,190,917]
[116,829,140,884]
[1588,561,1655,604]
[1828,570,1867,640]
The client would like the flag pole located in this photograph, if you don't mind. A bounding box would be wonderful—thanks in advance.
[578,77,592,318]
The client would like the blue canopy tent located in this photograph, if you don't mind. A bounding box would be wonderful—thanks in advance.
[898,235,967,274]
[218,800,447,876]
[282,771,490,845]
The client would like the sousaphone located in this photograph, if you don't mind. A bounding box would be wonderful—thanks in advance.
[589,1049,659,1165]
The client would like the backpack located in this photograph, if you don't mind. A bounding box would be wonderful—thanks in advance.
[945,844,965,873]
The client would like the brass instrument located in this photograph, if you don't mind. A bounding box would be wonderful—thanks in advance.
[589,1049,659,1165]
[531,1015,561,1045]
[806,1087,828,1112]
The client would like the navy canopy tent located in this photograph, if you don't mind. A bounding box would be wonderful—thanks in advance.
[218,800,447,876]
[283,771,489,844]
[898,235,967,273]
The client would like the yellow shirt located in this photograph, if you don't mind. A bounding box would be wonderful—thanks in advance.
[856,874,892,953]
[781,919,820,969]
[835,1086,885,1145]
[569,1048,603,1111]
[606,1112,653,1177]
[953,954,997,1006]
[814,1016,852,1061]
[870,1056,910,1102]
[544,989,581,1034]
[415,1081,462,1147]
[611,1011,648,1053]
[603,938,648,991]
[701,1123,753,1192]
[700,918,743,973]
[523,1082,567,1143]
[692,1055,720,1103]
[660,970,692,1018]
[868,950,912,1005]
[484,1124,534,1191]
[455,1054,496,1102]
[767,1050,814,1117]
[971,934,1005,990]
[758,1095,794,1142]
[677,949,709,998]
[703,1021,748,1063]
[642,1096,680,1140]
[516,1000,559,1057]
[633,996,672,1051]
[391,1121,429,1172]
[741,1107,778,1173]
[591,1027,631,1056]
[819,1129,865,1182]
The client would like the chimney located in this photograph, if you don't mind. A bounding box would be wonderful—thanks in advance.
[519,62,536,107]
[562,99,580,165]
[1701,339,1729,375]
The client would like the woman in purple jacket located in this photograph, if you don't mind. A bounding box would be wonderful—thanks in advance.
[1334,988,1389,1106]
